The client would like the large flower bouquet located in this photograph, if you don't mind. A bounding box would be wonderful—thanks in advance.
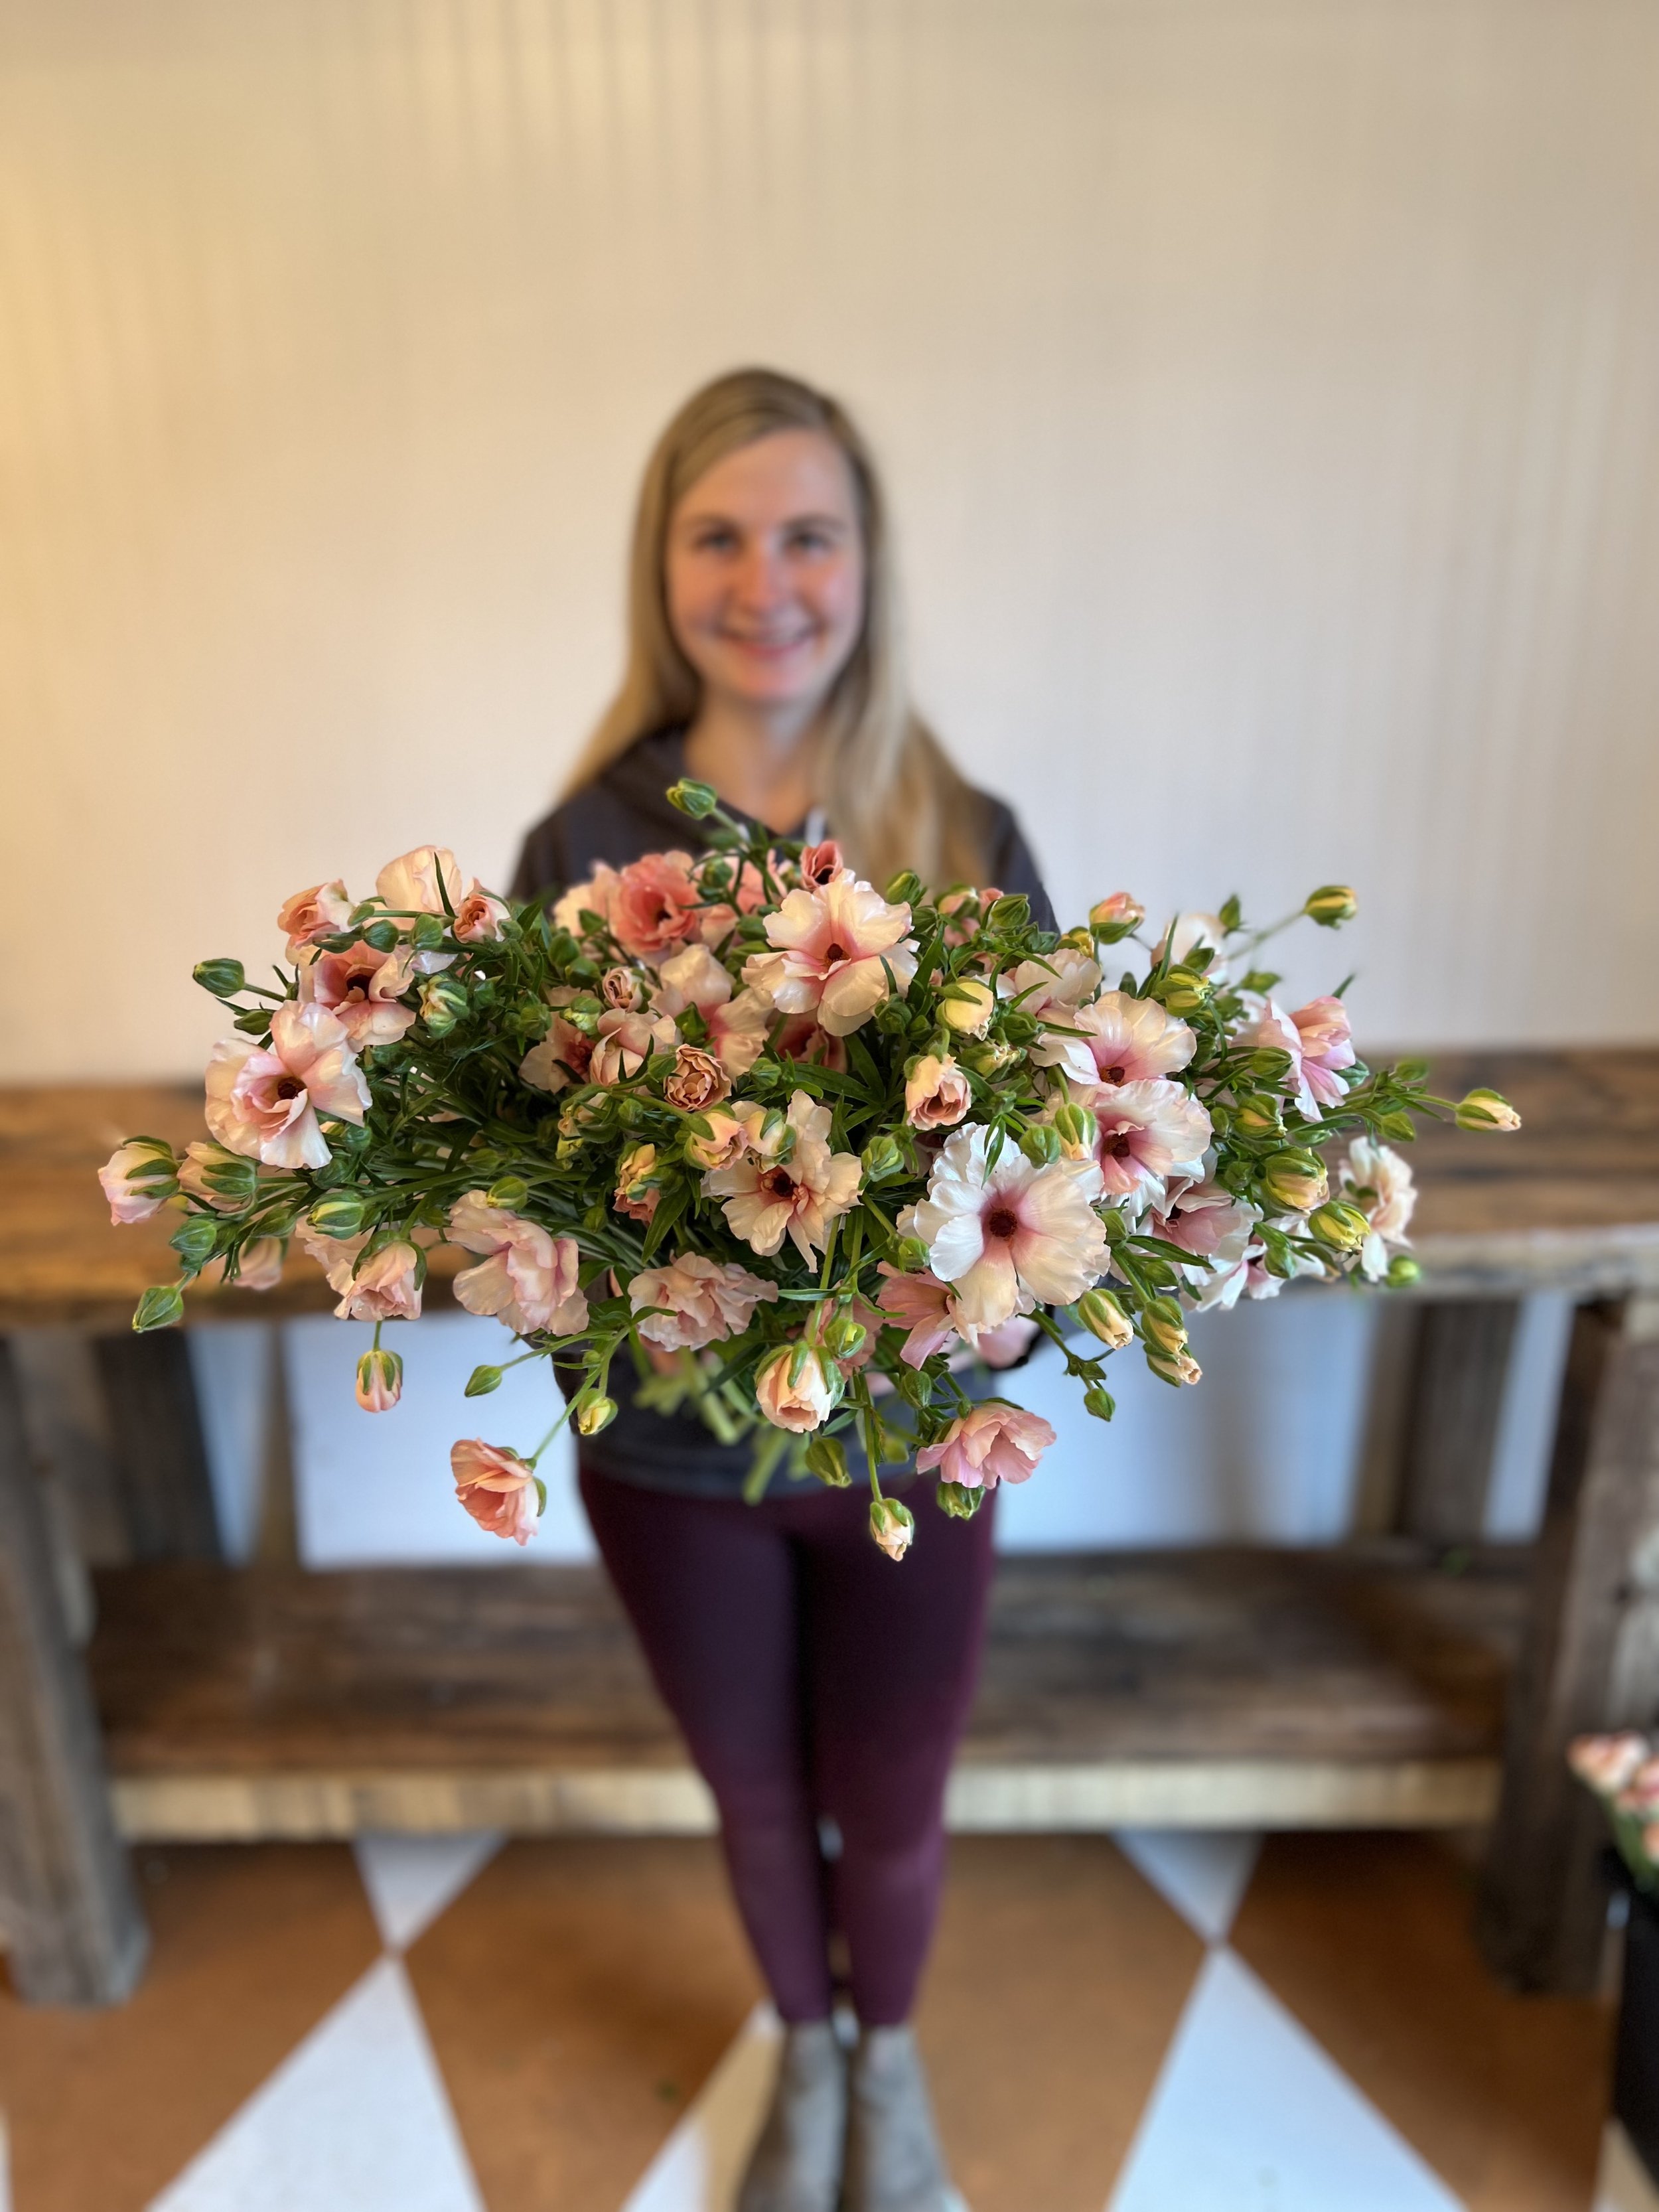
[102,779,1517,1558]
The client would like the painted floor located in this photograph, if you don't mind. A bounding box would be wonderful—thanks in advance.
[0,1829,1646,2212]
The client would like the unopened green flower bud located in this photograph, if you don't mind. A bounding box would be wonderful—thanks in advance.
[894,1236,931,1274]
[362,919,400,952]
[1308,1200,1372,1253]
[169,1216,220,1269]
[962,1039,1018,1078]
[355,1345,403,1411]
[1076,1288,1133,1350]
[410,912,448,952]
[1052,1102,1095,1159]
[1088,893,1144,942]
[1231,1095,1284,1140]
[667,778,719,818]
[861,1134,904,1184]
[309,1191,369,1238]
[574,1392,618,1437]
[1250,1047,1295,1084]
[1375,1110,1417,1143]
[986,893,1030,931]
[1454,1088,1522,1132]
[1261,1149,1329,1213]
[1156,966,1209,1017]
[936,1480,984,1520]
[419,973,469,1034]
[465,1363,504,1397]
[824,1315,867,1360]
[884,869,925,907]
[1147,1347,1203,1386]
[1100,1207,1129,1244]
[232,1007,273,1037]
[1000,1011,1039,1047]
[869,1495,916,1561]
[938,977,997,1036]
[804,1436,853,1489]
[1386,1253,1422,1288]
[1020,1124,1062,1168]
[1082,1384,1117,1421]
[1139,1296,1189,1358]
[1305,884,1358,927]
[133,1283,185,1332]
[193,957,246,999]
[487,1176,530,1210]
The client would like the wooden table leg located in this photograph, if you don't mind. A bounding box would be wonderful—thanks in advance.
[1478,1297,1659,1992]
[93,1331,222,1561]
[0,1337,147,2004]
[1396,1299,1522,1544]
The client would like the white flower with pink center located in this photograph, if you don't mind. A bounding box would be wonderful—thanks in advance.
[742,877,917,1037]
[205,1001,369,1170]
[447,1192,589,1335]
[1087,1078,1212,1203]
[703,1089,862,1263]
[301,942,418,1048]
[909,1125,1108,1332]
[1339,1136,1416,1282]
[629,1252,779,1352]
[1031,989,1196,1091]
[652,942,771,1077]
[1146,1178,1261,1311]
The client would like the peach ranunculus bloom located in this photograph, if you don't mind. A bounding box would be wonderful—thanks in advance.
[1029,989,1195,1091]
[552,863,621,939]
[614,1143,662,1224]
[1085,1078,1212,1203]
[664,1045,729,1113]
[1289,995,1356,1111]
[915,1403,1056,1489]
[609,851,702,961]
[682,1102,766,1173]
[590,1007,679,1086]
[652,943,771,1077]
[453,888,510,943]
[451,1438,540,1546]
[904,1054,972,1132]
[1339,1137,1416,1282]
[98,1138,177,1224]
[703,1090,861,1264]
[277,880,352,958]
[754,1343,839,1432]
[628,1252,780,1352]
[297,1224,424,1320]
[518,992,599,1093]
[742,876,918,1037]
[376,846,465,919]
[908,1124,1108,1332]
[205,1001,370,1170]
[447,1192,589,1335]
[301,942,418,1048]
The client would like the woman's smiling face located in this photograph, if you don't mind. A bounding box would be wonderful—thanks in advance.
[665,428,866,719]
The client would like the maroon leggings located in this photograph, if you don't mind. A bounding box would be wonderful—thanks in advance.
[579,1463,997,2025]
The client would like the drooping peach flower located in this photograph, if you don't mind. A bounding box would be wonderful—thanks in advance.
[205,1001,370,1169]
[754,1343,839,1431]
[610,851,701,961]
[277,879,352,958]
[589,1007,678,1085]
[703,1090,861,1263]
[1087,1078,1212,1201]
[297,1224,423,1320]
[451,1438,540,1546]
[875,1265,964,1366]
[614,1143,661,1224]
[1289,995,1356,1110]
[904,1054,972,1132]
[355,1344,403,1410]
[447,1192,589,1335]
[1030,990,1195,1090]
[1088,892,1143,937]
[628,1253,779,1352]
[376,846,465,918]
[1339,1137,1416,1282]
[908,1124,1108,1331]
[743,877,918,1037]
[301,942,418,1048]
[99,1138,177,1224]
[652,942,770,1077]
[916,1404,1056,1489]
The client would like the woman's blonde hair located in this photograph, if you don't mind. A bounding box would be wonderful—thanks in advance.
[562,366,991,891]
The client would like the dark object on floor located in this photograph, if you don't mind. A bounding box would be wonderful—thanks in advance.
[1615,1879,1659,2186]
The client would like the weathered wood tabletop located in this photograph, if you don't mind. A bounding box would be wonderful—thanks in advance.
[3,1047,1658,1329]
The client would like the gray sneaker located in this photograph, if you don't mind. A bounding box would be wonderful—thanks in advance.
[840,2026,950,2212]
[737,2020,847,2212]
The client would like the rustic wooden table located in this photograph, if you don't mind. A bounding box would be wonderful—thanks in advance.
[2,1050,1657,2004]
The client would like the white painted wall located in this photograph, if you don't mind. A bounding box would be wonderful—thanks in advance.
[4,0,1644,1550]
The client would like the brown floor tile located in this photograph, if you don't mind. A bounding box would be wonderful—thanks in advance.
[1231,1832,1615,2212]
[917,1835,1206,2212]
[406,1836,761,2212]
[0,1842,382,2212]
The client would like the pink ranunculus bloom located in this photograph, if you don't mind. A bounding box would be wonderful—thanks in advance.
[277,879,352,958]
[301,942,418,1048]
[652,942,770,1077]
[590,1007,678,1086]
[519,995,599,1093]
[609,850,702,961]
[800,839,845,888]
[1340,1137,1417,1282]
[1029,990,1196,1091]
[614,1143,661,1224]
[1568,1733,1649,1796]
[875,1265,962,1367]
[916,1403,1056,1489]
[910,1124,1109,1332]
[743,877,918,1037]
[1289,996,1356,1110]
[601,966,643,1011]
[297,1224,423,1321]
[1088,1078,1213,1201]
[754,1343,839,1432]
[447,1192,589,1336]
[376,846,465,919]
[904,1054,972,1132]
[205,1001,370,1169]
[771,1013,850,1072]
[629,1252,780,1352]
[99,1138,176,1224]
[451,1438,540,1546]
[999,945,1102,1025]
[552,863,621,938]
[454,887,509,943]
[704,1090,862,1264]
[1147,1181,1260,1312]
